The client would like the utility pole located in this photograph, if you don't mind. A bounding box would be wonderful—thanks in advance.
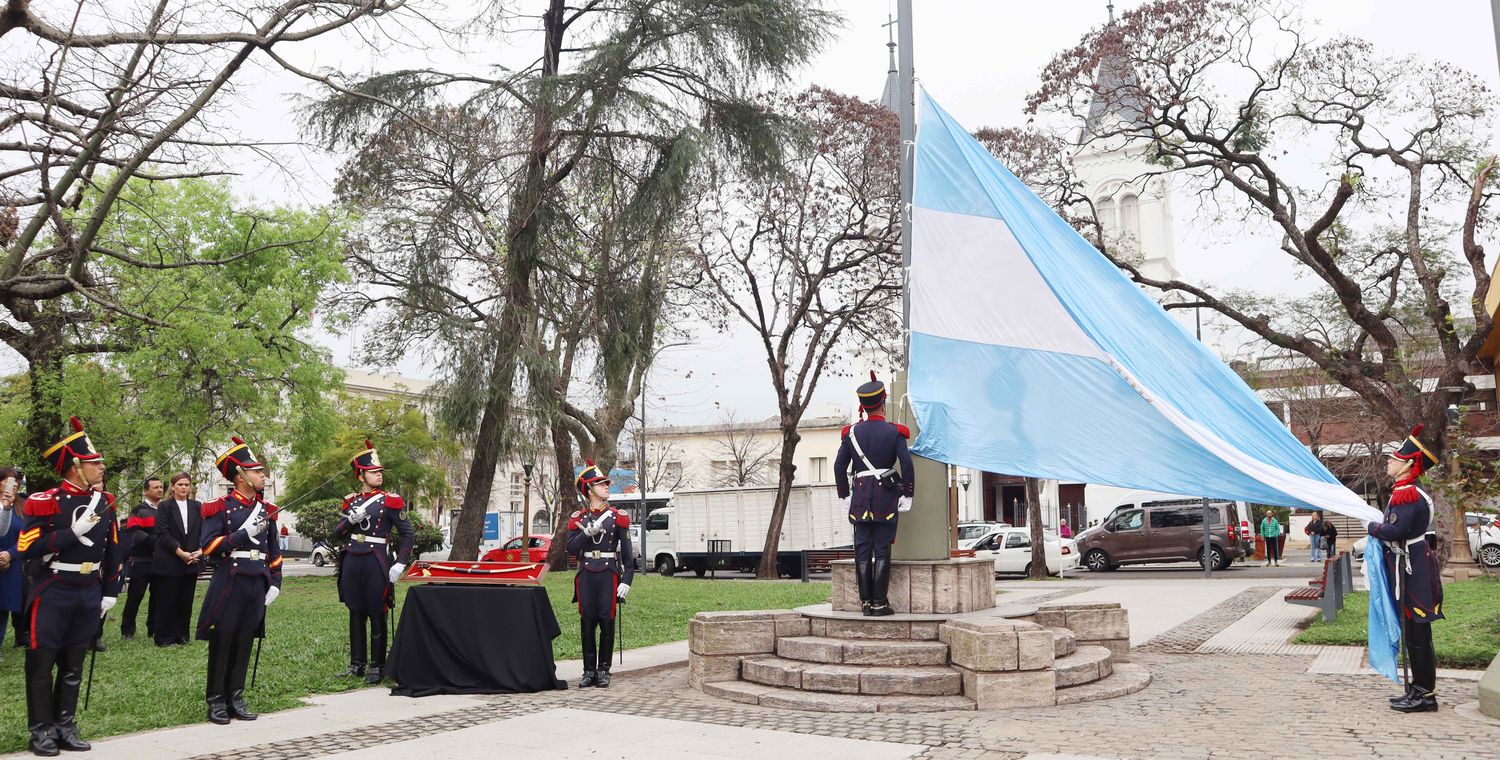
[1197,306,1212,578]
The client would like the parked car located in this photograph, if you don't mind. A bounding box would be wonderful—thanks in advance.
[1469,522,1500,568]
[310,541,334,567]
[482,535,551,563]
[957,521,1012,549]
[969,527,1078,576]
[1074,498,1247,572]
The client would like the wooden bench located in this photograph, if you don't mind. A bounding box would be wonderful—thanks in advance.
[1285,552,1346,622]
[800,548,857,578]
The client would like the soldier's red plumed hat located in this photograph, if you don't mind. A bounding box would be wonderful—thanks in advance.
[857,371,886,413]
[215,436,265,481]
[576,460,610,496]
[350,439,383,474]
[1390,424,1438,475]
[42,416,103,474]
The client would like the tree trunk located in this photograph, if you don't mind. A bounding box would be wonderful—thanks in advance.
[1025,478,1047,580]
[24,322,65,489]
[755,427,802,579]
[545,422,575,570]
[448,338,522,560]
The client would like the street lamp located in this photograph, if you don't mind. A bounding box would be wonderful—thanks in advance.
[958,471,971,491]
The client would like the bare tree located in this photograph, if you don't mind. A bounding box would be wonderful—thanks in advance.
[1029,0,1497,566]
[0,0,402,478]
[691,88,902,578]
[706,413,780,487]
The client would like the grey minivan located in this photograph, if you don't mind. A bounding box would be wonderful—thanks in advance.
[1075,498,1248,572]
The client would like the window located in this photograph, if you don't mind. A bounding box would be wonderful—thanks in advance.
[958,525,992,541]
[809,457,828,483]
[1004,532,1031,549]
[1110,509,1144,531]
[510,472,523,499]
[645,512,670,531]
[502,538,522,550]
[1150,508,1202,529]
[531,511,551,532]
[1097,197,1116,231]
[527,537,546,548]
[1119,194,1140,242]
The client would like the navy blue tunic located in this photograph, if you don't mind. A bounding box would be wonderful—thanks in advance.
[834,415,915,523]
[18,482,123,649]
[1367,485,1444,622]
[196,490,283,640]
[333,490,414,614]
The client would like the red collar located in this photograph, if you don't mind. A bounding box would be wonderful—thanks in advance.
[60,480,90,495]
[231,489,258,505]
[866,414,886,421]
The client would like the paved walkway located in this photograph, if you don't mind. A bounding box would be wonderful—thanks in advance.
[9,572,1496,760]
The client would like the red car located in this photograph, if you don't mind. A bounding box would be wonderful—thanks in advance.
[481,536,551,563]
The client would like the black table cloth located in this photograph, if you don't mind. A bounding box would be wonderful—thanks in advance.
[386,584,567,696]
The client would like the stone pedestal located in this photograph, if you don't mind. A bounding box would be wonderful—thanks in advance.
[1033,601,1131,663]
[1481,652,1500,720]
[831,558,995,614]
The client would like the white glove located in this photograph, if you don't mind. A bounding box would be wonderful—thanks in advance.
[264,586,281,606]
[840,496,851,511]
[388,563,406,583]
[100,596,117,616]
[897,496,914,513]
[616,583,630,599]
[346,505,369,524]
[245,513,268,538]
[71,510,100,545]
[584,520,605,538]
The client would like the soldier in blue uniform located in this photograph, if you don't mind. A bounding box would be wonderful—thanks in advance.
[18,417,122,756]
[197,437,283,725]
[834,373,914,616]
[333,439,414,684]
[566,462,634,688]
[1368,424,1444,713]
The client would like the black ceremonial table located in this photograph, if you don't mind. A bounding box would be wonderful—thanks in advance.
[386,583,567,696]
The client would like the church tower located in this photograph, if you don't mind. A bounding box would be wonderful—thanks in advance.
[1071,3,1178,282]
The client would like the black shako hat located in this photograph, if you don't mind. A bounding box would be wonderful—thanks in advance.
[42,416,103,474]
[857,371,886,413]
[350,438,383,474]
[215,436,266,481]
[1391,424,1438,475]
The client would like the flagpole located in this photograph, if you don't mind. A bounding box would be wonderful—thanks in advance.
[898,0,915,357]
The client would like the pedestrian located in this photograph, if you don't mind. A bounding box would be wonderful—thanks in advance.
[197,437,283,725]
[150,473,201,647]
[120,477,163,640]
[1323,518,1338,557]
[1260,511,1283,566]
[1368,425,1443,712]
[0,467,23,656]
[279,524,289,551]
[1059,519,1072,539]
[567,461,634,688]
[834,372,915,616]
[1306,512,1325,564]
[19,417,122,755]
[333,440,413,684]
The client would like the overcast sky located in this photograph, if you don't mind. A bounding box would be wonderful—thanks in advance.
[9,1,1500,430]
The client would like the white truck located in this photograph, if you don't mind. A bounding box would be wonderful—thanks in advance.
[640,484,851,577]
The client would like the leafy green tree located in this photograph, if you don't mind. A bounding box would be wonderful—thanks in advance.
[0,178,347,490]
[281,394,457,520]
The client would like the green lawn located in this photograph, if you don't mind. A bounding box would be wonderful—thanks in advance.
[1291,576,1500,669]
[0,573,830,753]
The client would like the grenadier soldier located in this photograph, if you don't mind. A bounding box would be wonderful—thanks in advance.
[566,462,634,688]
[333,439,413,684]
[197,437,283,725]
[1368,424,1444,713]
[834,372,914,616]
[18,417,122,756]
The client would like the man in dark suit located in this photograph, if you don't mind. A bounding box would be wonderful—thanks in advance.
[151,472,201,647]
[120,477,163,639]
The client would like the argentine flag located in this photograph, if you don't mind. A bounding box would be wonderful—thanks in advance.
[906,90,1380,526]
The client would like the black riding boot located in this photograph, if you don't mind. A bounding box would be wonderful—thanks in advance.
[856,559,874,616]
[579,618,598,687]
[26,648,60,756]
[365,613,387,684]
[596,617,615,686]
[205,635,231,725]
[52,646,90,751]
[1393,623,1439,712]
[226,633,257,720]
[338,611,366,677]
[869,556,894,616]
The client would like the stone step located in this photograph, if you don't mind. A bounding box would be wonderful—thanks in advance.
[777,636,950,666]
[741,656,964,696]
[1053,644,1114,687]
[1054,662,1152,705]
[703,679,976,713]
[1049,627,1076,657]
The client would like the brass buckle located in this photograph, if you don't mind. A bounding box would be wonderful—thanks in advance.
[352,534,365,542]
[250,550,262,560]
[79,561,95,574]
